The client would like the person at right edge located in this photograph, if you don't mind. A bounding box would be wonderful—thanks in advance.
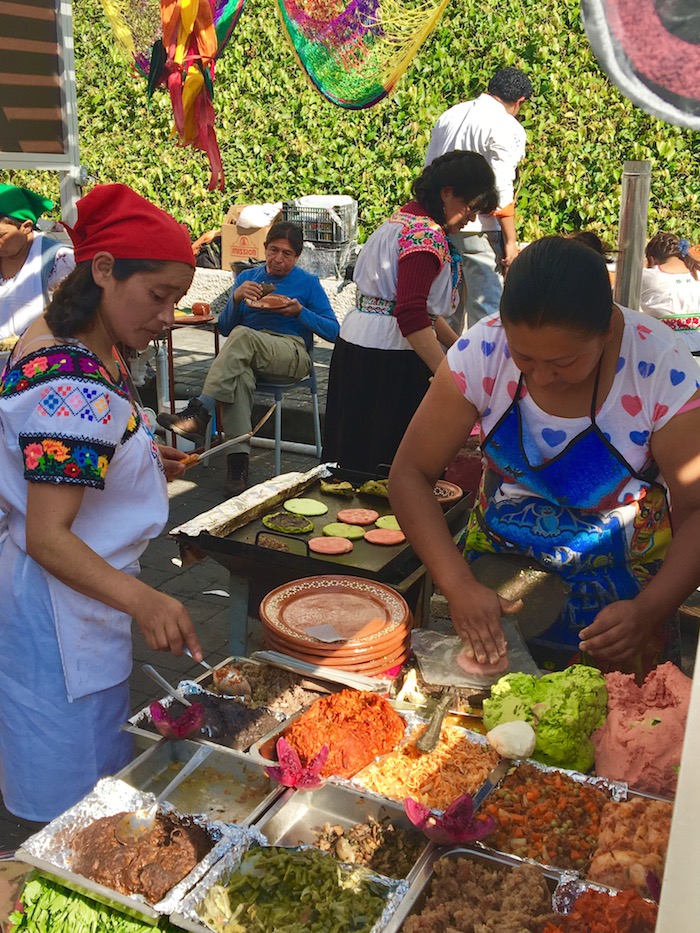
[425,67,533,332]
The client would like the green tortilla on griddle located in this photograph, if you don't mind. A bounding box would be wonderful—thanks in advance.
[320,479,355,498]
[322,522,365,540]
[284,497,329,516]
[375,514,401,530]
[357,479,389,498]
[262,511,315,535]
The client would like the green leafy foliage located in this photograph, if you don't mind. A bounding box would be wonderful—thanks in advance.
[4,0,700,243]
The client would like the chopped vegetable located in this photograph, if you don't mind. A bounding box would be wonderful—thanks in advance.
[197,846,389,932]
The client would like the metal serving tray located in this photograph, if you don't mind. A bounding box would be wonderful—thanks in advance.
[14,777,239,925]
[171,842,408,933]
[116,739,283,826]
[255,783,432,880]
[382,845,563,933]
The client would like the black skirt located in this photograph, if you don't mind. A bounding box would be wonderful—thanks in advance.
[322,336,432,474]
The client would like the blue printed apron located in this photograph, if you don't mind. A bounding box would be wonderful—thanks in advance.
[464,369,677,676]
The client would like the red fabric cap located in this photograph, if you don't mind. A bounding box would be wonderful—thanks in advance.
[64,184,195,267]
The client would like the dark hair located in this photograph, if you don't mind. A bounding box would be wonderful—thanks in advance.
[0,215,25,229]
[488,67,533,103]
[500,236,613,334]
[45,258,163,338]
[646,232,700,280]
[567,230,615,260]
[264,221,304,255]
[413,150,498,225]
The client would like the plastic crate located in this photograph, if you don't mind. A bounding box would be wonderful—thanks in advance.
[282,200,357,246]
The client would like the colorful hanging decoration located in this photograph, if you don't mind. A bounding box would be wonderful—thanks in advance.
[582,0,700,130]
[276,0,450,109]
[100,0,247,189]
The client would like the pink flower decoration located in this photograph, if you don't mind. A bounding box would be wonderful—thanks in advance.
[23,443,45,470]
[149,700,205,739]
[265,737,329,790]
[404,793,496,845]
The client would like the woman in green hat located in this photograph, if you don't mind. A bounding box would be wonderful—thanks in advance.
[0,183,75,342]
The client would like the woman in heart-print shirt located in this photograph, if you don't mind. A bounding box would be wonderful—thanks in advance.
[389,235,700,678]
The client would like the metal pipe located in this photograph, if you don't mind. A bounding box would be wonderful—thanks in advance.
[614,160,652,310]
[250,437,320,458]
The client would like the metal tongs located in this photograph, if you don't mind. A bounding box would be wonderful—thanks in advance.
[114,744,212,845]
[181,402,276,469]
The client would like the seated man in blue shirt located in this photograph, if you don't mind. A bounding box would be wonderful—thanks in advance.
[158,222,339,493]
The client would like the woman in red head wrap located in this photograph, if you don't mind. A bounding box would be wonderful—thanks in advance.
[0,184,203,823]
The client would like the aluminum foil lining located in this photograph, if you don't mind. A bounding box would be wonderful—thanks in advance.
[175,842,409,933]
[19,776,243,915]
[552,875,658,914]
[129,680,286,736]
[170,464,327,538]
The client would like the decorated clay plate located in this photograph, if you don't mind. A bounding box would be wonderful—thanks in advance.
[246,294,292,310]
[259,575,410,647]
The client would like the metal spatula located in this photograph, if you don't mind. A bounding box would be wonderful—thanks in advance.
[114,744,212,845]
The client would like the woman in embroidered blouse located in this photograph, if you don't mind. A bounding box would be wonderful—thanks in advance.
[322,151,498,474]
[0,184,203,823]
[390,236,700,678]
[641,232,700,355]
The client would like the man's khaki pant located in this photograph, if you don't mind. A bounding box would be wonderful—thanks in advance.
[202,326,310,453]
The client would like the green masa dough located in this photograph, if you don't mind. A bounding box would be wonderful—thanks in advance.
[375,514,401,530]
[284,497,329,516]
[322,522,365,540]
[262,511,315,535]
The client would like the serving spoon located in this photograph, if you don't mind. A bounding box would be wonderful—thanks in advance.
[115,744,212,846]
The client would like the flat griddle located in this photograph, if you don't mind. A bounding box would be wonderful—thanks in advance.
[183,478,469,585]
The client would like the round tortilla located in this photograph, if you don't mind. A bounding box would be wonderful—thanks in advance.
[336,508,379,525]
[364,528,406,546]
[284,498,329,516]
[262,511,315,535]
[308,536,354,555]
[456,648,509,677]
[322,522,366,540]
[375,514,401,530]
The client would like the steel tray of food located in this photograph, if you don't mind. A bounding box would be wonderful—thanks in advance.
[171,842,408,933]
[116,739,283,826]
[14,777,248,925]
[256,783,430,880]
[549,876,659,931]
[123,679,287,758]
[382,845,563,933]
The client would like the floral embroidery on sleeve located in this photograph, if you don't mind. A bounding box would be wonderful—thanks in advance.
[20,434,114,488]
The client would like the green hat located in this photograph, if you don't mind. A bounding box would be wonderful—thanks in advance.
[0,184,54,223]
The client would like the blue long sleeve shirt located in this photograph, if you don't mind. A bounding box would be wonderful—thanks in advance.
[217,264,340,349]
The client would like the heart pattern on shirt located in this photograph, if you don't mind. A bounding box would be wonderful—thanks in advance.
[636,324,652,340]
[482,377,495,395]
[670,369,685,386]
[616,356,625,373]
[481,340,495,357]
[507,380,526,400]
[621,394,643,416]
[542,428,567,448]
[653,403,669,422]
[630,430,650,446]
[457,337,470,351]
[638,361,655,378]
[451,369,466,395]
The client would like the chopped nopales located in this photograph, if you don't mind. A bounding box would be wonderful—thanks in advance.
[149,700,206,739]
[404,793,495,844]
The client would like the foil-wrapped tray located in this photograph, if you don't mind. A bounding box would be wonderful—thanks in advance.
[116,739,284,825]
[256,782,432,880]
[552,875,659,914]
[382,845,565,933]
[14,777,256,924]
[124,679,287,759]
[170,842,409,933]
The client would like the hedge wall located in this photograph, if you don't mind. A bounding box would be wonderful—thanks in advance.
[4,0,700,244]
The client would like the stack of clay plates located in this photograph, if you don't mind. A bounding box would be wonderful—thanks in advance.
[259,575,412,676]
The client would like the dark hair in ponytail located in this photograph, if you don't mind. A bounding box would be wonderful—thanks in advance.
[413,150,498,226]
[45,258,163,337]
[646,232,700,280]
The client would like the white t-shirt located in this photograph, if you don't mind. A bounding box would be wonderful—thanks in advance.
[640,266,700,352]
[447,308,699,503]
[0,233,75,340]
[425,94,527,233]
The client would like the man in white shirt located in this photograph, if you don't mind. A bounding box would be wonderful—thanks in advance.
[425,67,533,330]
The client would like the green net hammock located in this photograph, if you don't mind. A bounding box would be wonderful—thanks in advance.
[276,0,451,108]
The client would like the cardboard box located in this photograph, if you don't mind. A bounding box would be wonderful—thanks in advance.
[220,204,281,269]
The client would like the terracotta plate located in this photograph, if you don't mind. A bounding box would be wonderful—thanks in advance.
[246,294,292,310]
[259,575,409,646]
